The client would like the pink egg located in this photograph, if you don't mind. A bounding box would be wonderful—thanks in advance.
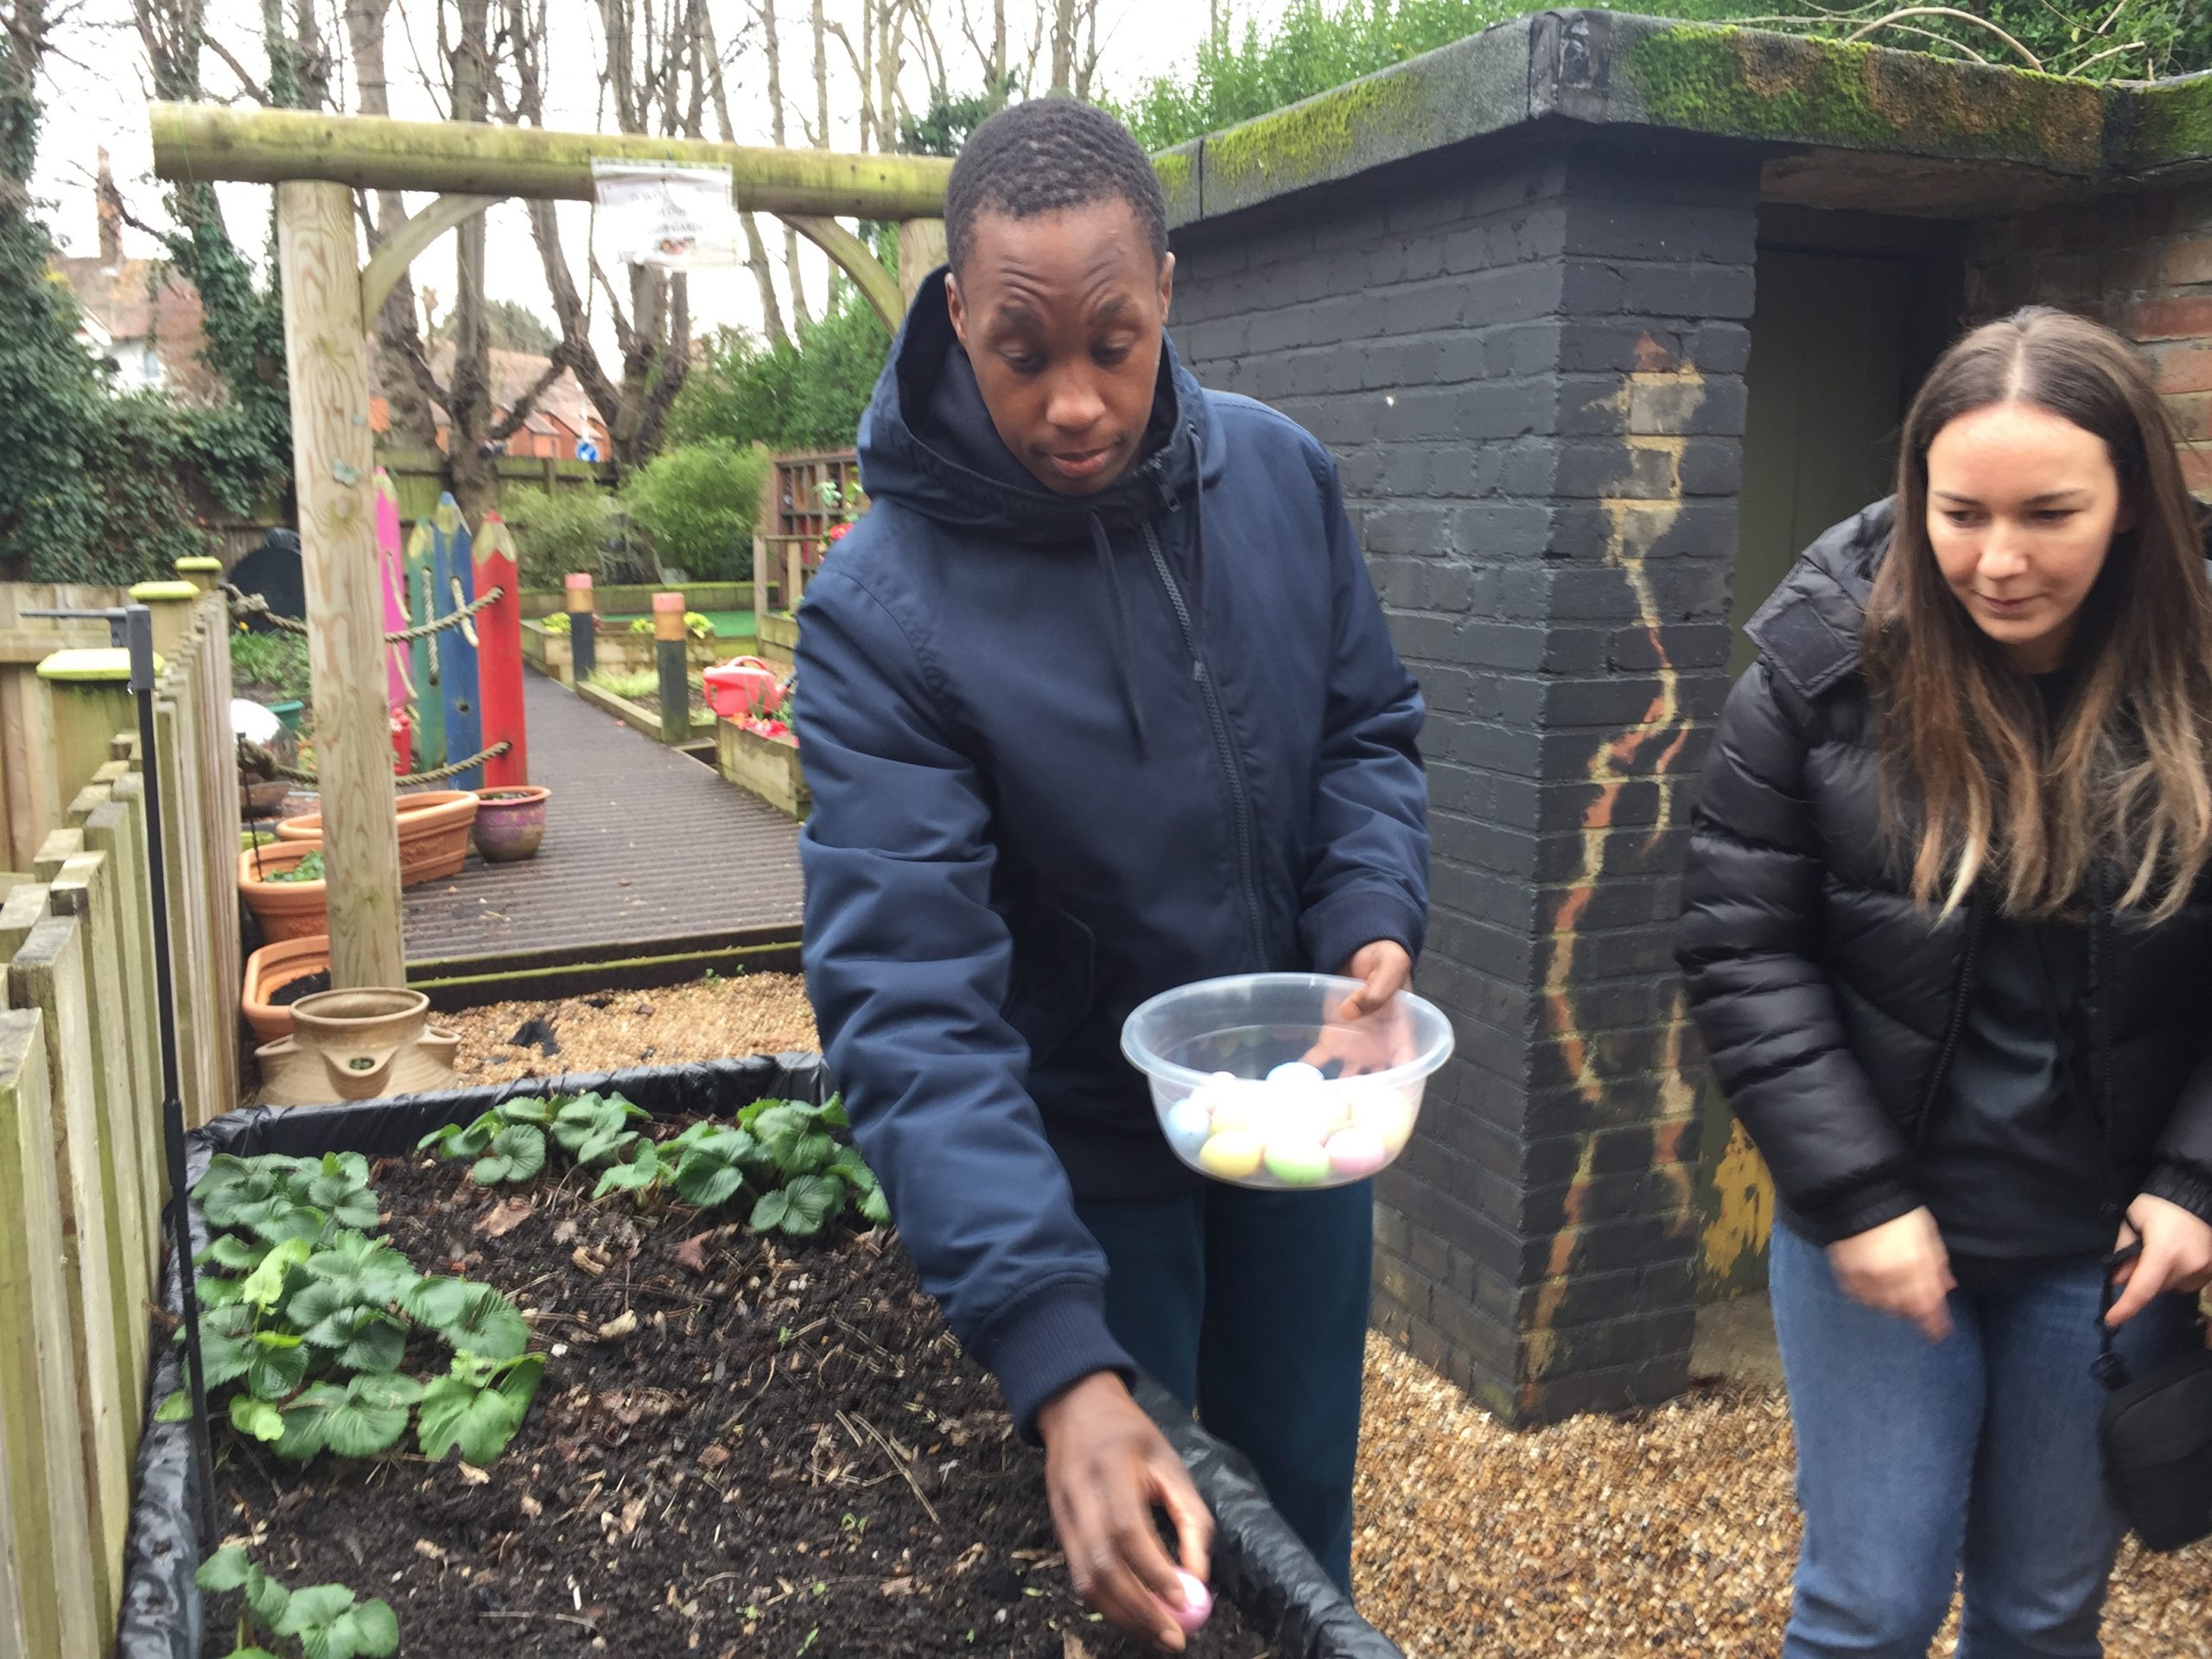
[1166,1569,1212,1633]
[1325,1125,1391,1179]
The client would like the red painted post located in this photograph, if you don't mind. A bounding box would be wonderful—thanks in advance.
[474,512,529,786]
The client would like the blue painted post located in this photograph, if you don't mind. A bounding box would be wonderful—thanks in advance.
[432,493,483,791]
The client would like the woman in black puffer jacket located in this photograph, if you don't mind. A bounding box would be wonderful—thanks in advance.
[1679,308,2212,1659]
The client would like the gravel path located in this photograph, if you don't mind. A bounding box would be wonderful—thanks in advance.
[439,976,2212,1656]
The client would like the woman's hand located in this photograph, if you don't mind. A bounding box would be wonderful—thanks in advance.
[2106,1193,2212,1326]
[1827,1207,1956,1341]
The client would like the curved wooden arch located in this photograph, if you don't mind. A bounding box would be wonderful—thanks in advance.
[356,193,905,340]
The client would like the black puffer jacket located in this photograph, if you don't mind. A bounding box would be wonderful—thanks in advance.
[1677,499,2212,1243]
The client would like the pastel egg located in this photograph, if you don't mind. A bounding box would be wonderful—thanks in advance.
[1205,1082,1266,1135]
[1266,1060,1325,1090]
[1347,1084,1416,1148]
[1198,1131,1265,1180]
[1260,1094,1336,1147]
[1166,1570,1212,1633]
[1263,1138,1332,1185]
[1165,1100,1212,1155]
[1325,1125,1391,1179]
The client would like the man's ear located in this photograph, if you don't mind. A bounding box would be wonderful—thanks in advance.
[1158,251,1175,324]
[946,270,969,350]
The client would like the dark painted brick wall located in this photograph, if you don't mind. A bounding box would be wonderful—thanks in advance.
[1170,134,1759,1423]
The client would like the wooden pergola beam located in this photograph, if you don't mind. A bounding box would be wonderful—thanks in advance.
[151,103,952,219]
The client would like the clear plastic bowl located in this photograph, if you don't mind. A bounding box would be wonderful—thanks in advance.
[1121,973,1454,1190]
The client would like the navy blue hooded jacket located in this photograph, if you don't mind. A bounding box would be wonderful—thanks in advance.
[796,270,1427,1439]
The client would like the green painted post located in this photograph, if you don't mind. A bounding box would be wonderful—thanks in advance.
[652,593,690,745]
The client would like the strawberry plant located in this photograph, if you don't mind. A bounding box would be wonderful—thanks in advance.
[196,1546,397,1659]
[164,1153,540,1466]
[420,1091,647,1186]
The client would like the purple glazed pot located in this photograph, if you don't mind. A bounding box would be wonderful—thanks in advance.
[469,785,550,862]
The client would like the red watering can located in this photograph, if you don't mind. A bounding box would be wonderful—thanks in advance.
[703,656,788,721]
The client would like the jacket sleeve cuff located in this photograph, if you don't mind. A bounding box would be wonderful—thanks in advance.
[1785,1171,1922,1246]
[2143,1160,2212,1229]
[976,1278,1135,1445]
[1301,885,1426,981]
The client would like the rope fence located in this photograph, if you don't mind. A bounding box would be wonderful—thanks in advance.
[225,584,504,644]
[264,740,512,791]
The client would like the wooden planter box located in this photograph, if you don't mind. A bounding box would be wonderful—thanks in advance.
[575,678,663,741]
[756,611,799,669]
[717,718,808,820]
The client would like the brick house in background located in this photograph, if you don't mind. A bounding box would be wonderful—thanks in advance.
[366,346,612,461]
[1158,10,2212,1424]
[54,150,219,401]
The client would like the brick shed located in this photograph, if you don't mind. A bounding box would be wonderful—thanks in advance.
[1155,10,2212,1422]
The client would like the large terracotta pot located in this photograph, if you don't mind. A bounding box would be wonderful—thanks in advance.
[276,789,479,887]
[238,839,327,944]
[242,934,329,1045]
[470,785,549,862]
[255,987,461,1106]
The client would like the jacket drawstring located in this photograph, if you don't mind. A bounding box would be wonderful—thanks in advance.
[1090,513,1148,760]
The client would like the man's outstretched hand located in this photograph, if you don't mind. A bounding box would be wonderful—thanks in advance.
[1036,1372,1214,1651]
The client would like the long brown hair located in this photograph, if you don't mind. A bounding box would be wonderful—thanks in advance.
[1865,307,2212,922]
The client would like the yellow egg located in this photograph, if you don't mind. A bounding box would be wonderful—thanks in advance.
[1197,1130,1265,1180]
[1346,1084,1416,1150]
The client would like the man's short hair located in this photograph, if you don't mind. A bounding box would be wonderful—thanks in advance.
[944,98,1169,277]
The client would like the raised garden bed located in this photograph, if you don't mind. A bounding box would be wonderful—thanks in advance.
[755,611,798,669]
[718,717,808,820]
[121,1059,1398,1659]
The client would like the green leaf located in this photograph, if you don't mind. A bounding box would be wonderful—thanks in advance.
[352,1598,399,1656]
[825,1145,878,1190]
[272,1382,341,1463]
[404,1276,471,1328]
[275,1582,362,1654]
[200,1274,249,1309]
[199,1234,268,1271]
[221,1649,281,1659]
[421,1112,499,1160]
[324,1188,380,1233]
[288,1278,359,1343]
[244,1562,292,1630]
[571,1128,638,1168]
[336,1313,407,1376]
[156,1388,190,1423]
[592,1141,664,1198]
[432,1285,530,1361]
[748,1189,790,1233]
[302,1152,371,1211]
[785,1130,837,1175]
[306,1233,417,1306]
[195,1325,256,1389]
[246,1342,308,1402]
[818,1095,849,1130]
[672,1159,746,1211]
[417,1353,543,1465]
[315,1388,410,1459]
[248,1204,331,1247]
[470,1124,546,1186]
[231,1394,286,1442]
[241,1237,314,1312]
[858,1185,892,1227]
[350,1371,425,1410]
[499,1096,554,1127]
[195,1544,252,1592]
[749,1105,810,1164]
[776,1173,845,1237]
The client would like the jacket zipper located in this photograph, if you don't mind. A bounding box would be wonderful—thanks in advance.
[2086,869,2126,1218]
[1913,895,1988,1147]
[1141,517,1268,966]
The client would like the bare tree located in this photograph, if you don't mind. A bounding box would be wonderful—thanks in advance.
[343,0,439,448]
[695,0,786,346]
[496,0,694,471]
[761,0,810,327]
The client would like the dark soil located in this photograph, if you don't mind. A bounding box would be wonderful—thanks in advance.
[632,687,715,728]
[269,971,331,1007]
[197,1154,1280,1658]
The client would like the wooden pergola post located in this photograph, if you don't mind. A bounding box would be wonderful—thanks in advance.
[276,180,405,989]
[899,219,948,307]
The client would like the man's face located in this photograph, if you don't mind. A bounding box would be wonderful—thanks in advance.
[945,198,1173,497]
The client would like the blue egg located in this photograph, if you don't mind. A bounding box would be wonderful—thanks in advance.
[1165,1099,1213,1155]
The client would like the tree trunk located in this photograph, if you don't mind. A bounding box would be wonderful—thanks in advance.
[343,0,438,449]
[1050,0,1073,92]
[761,0,810,327]
[697,1,787,345]
[444,0,499,526]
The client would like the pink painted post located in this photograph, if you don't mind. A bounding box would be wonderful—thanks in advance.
[474,513,528,787]
[372,470,411,724]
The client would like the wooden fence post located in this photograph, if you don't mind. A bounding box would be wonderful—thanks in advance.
[566,573,596,683]
[0,1402,30,1659]
[37,650,137,820]
[474,514,527,785]
[0,1006,100,1659]
[0,652,59,873]
[129,582,200,664]
[7,907,130,1632]
[278,177,406,990]
[899,218,947,308]
[175,556,223,594]
[653,591,691,745]
[194,595,245,1114]
[79,788,164,1215]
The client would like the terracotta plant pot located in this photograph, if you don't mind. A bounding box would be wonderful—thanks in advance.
[242,934,329,1045]
[276,789,480,887]
[238,838,327,944]
[470,785,549,862]
[255,987,460,1106]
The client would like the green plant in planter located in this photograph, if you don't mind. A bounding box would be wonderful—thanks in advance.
[419,1092,648,1185]
[625,611,716,641]
[261,850,324,884]
[162,1154,541,1465]
[197,1545,397,1659]
[543,613,571,635]
[588,1096,890,1235]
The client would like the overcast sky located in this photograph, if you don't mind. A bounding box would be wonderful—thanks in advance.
[26,0,1225,355]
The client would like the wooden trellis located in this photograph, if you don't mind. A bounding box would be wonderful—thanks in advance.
[149,103,950,988]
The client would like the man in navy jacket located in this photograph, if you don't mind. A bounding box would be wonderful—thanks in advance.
[797,98,1427,1648]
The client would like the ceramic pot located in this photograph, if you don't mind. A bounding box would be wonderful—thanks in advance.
[470,785,549,862]
[276,789,479,887]
[238,838,327,944]
[241,934,329,1045]
[255,987,461,1105]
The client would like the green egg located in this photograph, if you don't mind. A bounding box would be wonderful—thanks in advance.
[1262,1139,1332,1186]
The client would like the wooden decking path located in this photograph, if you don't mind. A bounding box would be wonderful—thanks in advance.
[402,669,804,973]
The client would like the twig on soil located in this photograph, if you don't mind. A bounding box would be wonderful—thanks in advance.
[478,1609,601,1634]
[846,1410,944,1528]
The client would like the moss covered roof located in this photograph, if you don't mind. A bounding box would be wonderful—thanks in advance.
[1162,10,2212,230]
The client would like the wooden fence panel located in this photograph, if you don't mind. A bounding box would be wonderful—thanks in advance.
[151,697,217,1128]
[193,598,244,1116]
[10,909,132,1632]
[0,1005,101,1659]
[78,786,165,1222]
[0,1402,31,1659]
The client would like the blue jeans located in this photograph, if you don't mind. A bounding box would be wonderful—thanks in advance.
[1074,1180,1372,1595]
[1770,1224,2198,1658]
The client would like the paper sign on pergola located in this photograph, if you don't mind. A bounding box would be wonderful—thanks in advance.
[149,103,950,991]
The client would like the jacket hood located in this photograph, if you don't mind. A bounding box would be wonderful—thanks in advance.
[855,267,1224,544]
